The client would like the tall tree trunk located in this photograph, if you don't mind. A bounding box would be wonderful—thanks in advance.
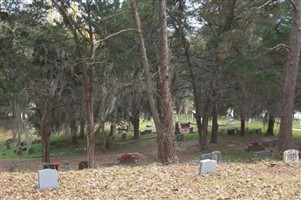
[85,86,95,168]
[157,0,177,163]
[70,119,78,147]
[130,0,177,164]
[240,113,245,137]
[41,133,51,163]
[39,105,53,163]
[266,115,275,136]
[79,117,85,139]
[277,0,301,152]
[210,102,218,144]
[132,109,140,140]
[201,98,211,149]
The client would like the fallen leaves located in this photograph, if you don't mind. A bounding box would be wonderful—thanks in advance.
[0,161,301,199]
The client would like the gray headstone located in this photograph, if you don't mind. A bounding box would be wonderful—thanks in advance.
[254,150,271,158]
[212,151,221,163]
[200,151,221,163]
[198,159,217,175]
[200,153,212,160]
[283,149,299,164]
[38,169,59,189]
[63,161,70,170]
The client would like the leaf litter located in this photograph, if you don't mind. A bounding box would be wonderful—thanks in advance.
[0,161,300,200]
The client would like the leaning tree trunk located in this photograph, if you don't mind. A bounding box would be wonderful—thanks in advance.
[130,0,177,164]
[266,115,275,136]
[277,0,301,152]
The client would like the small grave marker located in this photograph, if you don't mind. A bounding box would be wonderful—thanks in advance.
[63,161,70,170]
[38,169,59,190]
[198,159,217,175]
[254,150,272,159]
[200,151,221,163]
[283,149,299,164]
[212,151,221,163]
[200,153,212,160]
[79,161,88,170]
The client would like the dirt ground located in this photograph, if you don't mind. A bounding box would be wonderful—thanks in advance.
[0,134,299,173]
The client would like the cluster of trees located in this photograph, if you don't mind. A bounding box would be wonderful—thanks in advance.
[1,0,301,167]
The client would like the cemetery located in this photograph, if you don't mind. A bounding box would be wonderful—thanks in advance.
[1,0,301,199]
[1,117,301,199]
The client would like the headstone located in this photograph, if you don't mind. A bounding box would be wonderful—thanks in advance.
[63,161,70,170]
[200,151,221,163]
[212,151,221,163]
[175,123,181,135]
[26,136,33,146]
[260,138,277,147]
[79,161,88,170]
[198,159,217,175]
[246,140,265,151]
[4,141,10,150]
[200,153,212,160]
[43,163,59,170]
[20,141,26,147]
[254,150,272,159]
[14,147,22,155]
[38,169,59,190]
[118,153,138,165]
[176,134,185,141]
[283,149,299,164]
[121,133,127,140]
[227,129,236,135]
[140,130,152,135]
[28,147,35,154]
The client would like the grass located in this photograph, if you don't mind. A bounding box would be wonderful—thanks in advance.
[0,132,85,159]
[1,117,301,160]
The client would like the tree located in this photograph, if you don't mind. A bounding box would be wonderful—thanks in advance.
[130,0,177,164]
[277,0,301,152]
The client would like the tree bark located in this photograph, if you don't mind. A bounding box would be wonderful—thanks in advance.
[277,0,301,152]
[39,102,54,163]
[200,98,211,149]
[132,108,140,140]
[70,118,78,147]
[79,117,85,139]
[266,115,275,136]
[129,0,177,164]
[240,113,245,137]
[157,0,177,163]
[85,86,95,168]
[210,103,218,143]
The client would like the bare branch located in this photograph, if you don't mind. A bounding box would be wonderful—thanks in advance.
[288,0,297,10]
[253,43,289,59]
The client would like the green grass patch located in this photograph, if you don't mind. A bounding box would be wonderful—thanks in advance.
[222,151,256,162]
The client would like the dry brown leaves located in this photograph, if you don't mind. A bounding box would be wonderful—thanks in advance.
[1,161,301,200]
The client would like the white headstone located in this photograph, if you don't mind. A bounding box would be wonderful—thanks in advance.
[38,169,59,189]
[283,149,299,164]
[198,159,217,175]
